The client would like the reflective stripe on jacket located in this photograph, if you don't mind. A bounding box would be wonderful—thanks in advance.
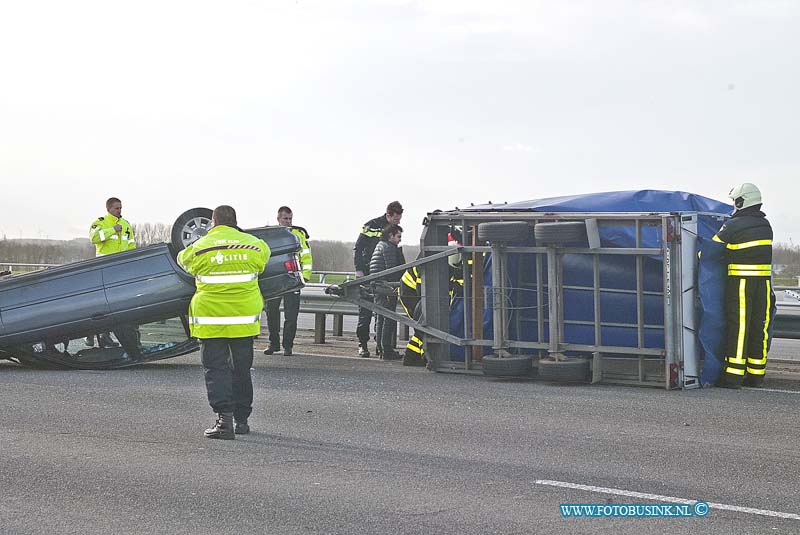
[89,213,136,256]
[177,225,270,339]
[712,206,773,277]
[353,214,389,274]
[290,227,313,282]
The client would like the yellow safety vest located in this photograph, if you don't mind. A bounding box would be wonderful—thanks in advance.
[89,213,136,256]
[291,227,313,282]
[177,225,270,339]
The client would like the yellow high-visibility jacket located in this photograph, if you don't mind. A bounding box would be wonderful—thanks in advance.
[89,213,136,256]
[290,226,313,282]
[177,225,270,339]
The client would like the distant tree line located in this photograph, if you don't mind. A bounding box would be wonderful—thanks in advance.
[774,243,800,276]
[0,232,422,274]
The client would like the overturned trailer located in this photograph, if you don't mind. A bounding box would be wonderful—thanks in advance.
[333,190,742,389]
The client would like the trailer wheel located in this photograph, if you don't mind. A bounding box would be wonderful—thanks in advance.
[170,207,213,254]
[477,222,530,243]
[482,354,533,377]
[537,357,591,383]
[533,221,587,245]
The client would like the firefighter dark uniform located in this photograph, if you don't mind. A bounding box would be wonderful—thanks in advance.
[399,259,465,367]
[399,266,425,366]
[713,185,774,388]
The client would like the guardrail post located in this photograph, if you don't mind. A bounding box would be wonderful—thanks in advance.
[333,314,343,336]
[314,313,326,344]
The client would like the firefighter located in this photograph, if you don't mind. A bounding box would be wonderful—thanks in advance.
[87,197,136,348]
[713,183,774,389]
[178,205,270,439]
[399,230,464,367]
[264,206,312,357]
[353,201,403,357]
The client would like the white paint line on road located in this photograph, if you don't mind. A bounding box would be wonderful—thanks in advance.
[742,387,800,394]
[534,479,800,521]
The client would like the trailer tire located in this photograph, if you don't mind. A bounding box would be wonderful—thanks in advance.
[482,354,533,377]
[170,207,213,254]
[537,357,591,383]
[534,221,587,245]
[477,222,530,243]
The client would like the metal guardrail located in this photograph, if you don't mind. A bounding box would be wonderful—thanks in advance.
[4,261,799,343]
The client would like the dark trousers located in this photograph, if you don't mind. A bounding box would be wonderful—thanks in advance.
[266,291,300,349]
[356,292,373,346]
[722,276,774,385]
[200,337,254,421]
[374,295,397,353]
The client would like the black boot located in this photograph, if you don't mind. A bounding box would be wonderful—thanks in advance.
[403,351,426,367]
[382,350,402,360]
[263,344,279,355]
[204,412,235,440]
[234,419,250,435]
[743,375,764,388]
[358,343,370,358]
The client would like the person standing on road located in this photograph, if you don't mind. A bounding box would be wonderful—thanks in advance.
[713,183,775,389]
[353,201,403,357]
[90,197,136,257]
[87,197,136,348]
[399,228,465,367]
[178,205,270,439]
[264,206,312,357]
[369,224,404,360]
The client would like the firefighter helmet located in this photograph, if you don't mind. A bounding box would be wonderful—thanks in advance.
[448,227,463,268]
[728,182,762,211]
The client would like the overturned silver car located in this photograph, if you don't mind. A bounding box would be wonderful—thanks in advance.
[0,208,304,369]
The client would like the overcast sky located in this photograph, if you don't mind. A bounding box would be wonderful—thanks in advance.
[1,0,798,245]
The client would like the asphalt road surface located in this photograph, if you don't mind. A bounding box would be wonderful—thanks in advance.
[2,350,799,534]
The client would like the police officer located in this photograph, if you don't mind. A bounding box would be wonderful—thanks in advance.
[89,197,136,256]
[264,206,312,356]
[353,201,403,357]
[87,197,136,348]
[178,205,270,439]
[713,183,774,389]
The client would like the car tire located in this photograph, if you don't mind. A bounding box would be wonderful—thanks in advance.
[533,221,587,245]
[170,208,213,254]
[481,354,533,377]
[537,357,591,383]
[477,222,530,243]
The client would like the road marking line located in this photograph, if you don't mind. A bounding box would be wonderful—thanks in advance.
[743,387,800,394]
[534,479,800,520]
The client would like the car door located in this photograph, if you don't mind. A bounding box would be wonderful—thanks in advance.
[0,261,110,346]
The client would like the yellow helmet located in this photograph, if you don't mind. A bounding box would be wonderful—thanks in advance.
[728,182,762,211]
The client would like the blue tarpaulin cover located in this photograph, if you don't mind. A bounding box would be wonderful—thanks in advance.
[448,190,734,383]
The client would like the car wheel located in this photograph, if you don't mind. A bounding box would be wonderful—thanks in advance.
[537,357,591,383]
[170,207,213,253]
[533,221,587,245]
[481,354,533,377]
[476,221,530,243]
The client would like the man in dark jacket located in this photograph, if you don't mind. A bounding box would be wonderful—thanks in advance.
[369,224,404,359]
[713,183,774,389]
[353,201,403,357]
